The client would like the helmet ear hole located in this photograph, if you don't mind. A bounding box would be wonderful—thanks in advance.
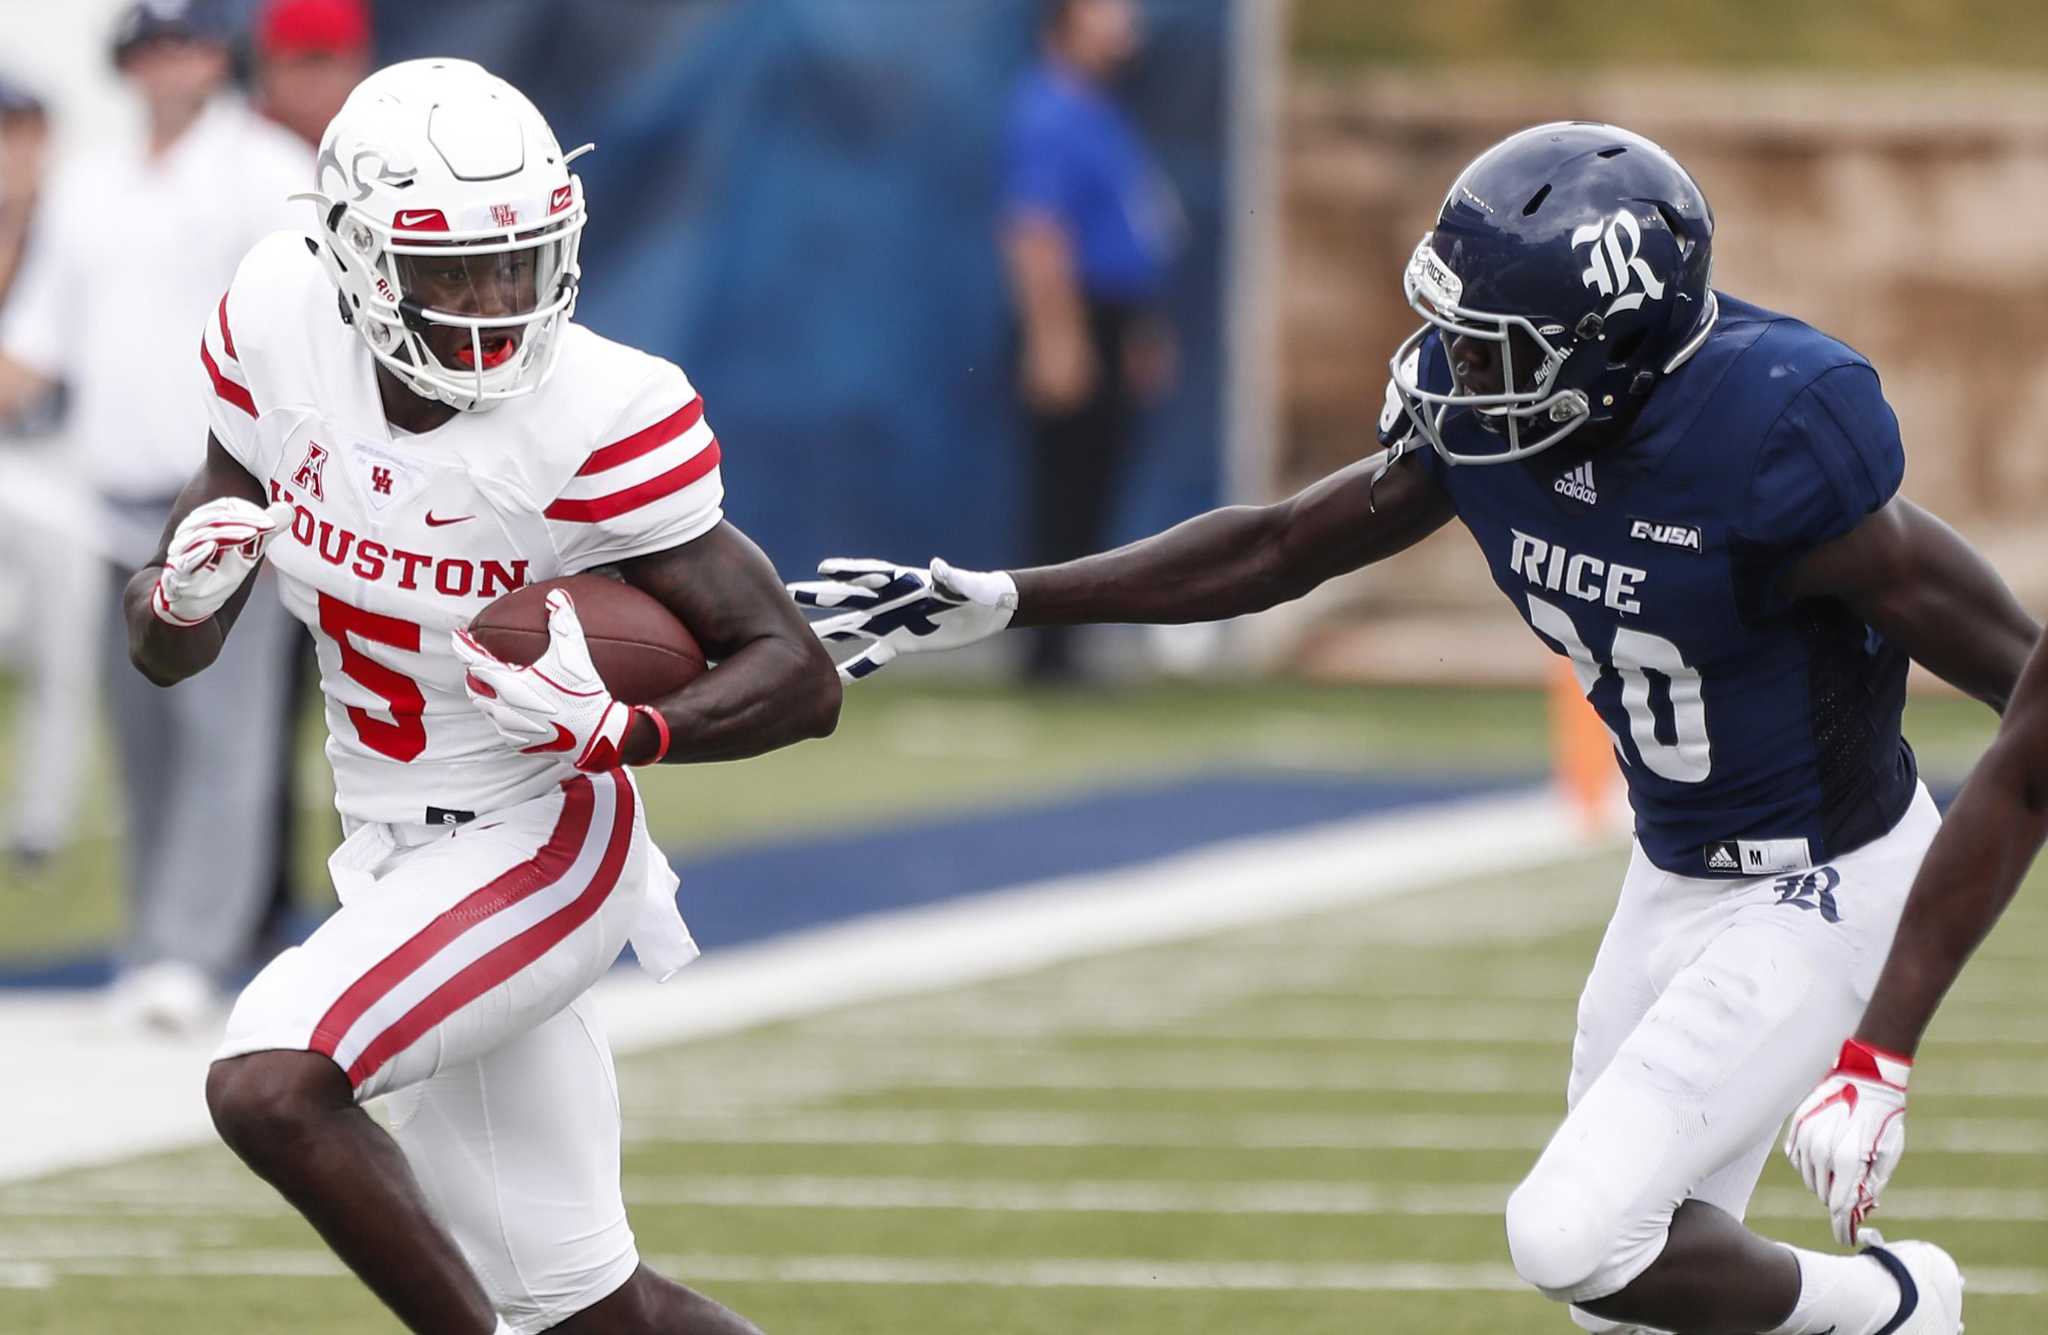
[1607,328,1647,368]
[1653,203,1691,254]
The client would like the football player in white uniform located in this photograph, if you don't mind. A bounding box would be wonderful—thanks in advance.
[123,60,840,1335]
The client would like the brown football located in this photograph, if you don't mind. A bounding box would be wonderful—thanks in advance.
[467,573,705,704]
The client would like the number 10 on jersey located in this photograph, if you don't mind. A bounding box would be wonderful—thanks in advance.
[1526,592,1711,783]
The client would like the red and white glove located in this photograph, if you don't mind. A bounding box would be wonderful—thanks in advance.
[450,589,668,773]
[151,499,295,626]
[1784,1038,1913,1246]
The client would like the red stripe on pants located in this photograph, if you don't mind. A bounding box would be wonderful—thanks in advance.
[340,771,638,1086]
[309,777,598,1063]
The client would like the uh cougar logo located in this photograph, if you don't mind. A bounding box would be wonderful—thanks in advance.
[1573,210,1665,316]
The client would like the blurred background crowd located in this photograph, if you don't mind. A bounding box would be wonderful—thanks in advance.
[0,0,1232,1031]
[3,0,2047,1026]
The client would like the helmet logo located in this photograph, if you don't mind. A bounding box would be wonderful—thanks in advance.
[1572,210,1664,315]
[490,204,519,227]
[318,144,418,203]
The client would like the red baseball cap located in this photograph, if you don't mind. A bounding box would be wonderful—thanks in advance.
[257,0,371,57]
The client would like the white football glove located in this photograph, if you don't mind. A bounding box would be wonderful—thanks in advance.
[1784,1038,1913,1246]
[450,589,662,773]
[789,557,1017,682]
[150,499,295,627]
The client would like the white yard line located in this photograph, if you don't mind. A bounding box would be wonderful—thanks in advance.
[643,1254,2048,1297]
[622,1109,2048,1156]
[0,787,1596,1185]
[618,1175,2048,1225]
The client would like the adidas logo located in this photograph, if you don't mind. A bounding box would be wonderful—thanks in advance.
[1705,842,1740,872]
[1553,460,1597,505]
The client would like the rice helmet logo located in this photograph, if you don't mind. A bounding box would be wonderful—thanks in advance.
[1573,209,1665,316]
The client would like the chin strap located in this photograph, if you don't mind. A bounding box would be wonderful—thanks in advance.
[1367,436,1411,515]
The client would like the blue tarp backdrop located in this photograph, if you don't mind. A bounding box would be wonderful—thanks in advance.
[372,0,1233,574]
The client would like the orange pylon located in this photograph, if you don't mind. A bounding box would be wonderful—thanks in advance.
[1549,658,1620,836]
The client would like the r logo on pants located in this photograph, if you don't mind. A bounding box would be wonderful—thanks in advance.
[1772,867,1842,923]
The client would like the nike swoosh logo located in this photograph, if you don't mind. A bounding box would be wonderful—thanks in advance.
[424,512,473,527]
[521,724,578,755]
[395,210,442,228]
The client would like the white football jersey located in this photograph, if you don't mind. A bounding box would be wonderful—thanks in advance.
[200,231,724,826]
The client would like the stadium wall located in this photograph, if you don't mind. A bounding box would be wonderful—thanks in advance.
[1278,72,2048,683]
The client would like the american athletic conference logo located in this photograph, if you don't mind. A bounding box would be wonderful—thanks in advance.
[1573,210,1665,316]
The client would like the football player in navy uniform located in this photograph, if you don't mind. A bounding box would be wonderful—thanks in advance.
[796,123,2037,1335]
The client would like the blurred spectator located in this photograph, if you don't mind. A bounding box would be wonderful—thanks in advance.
[244,0,370,968]
[0,81,49,314]
[251,0,369,149]
[0,0,307,1030]
[1002,0,1182,682]
[0,76,86,868]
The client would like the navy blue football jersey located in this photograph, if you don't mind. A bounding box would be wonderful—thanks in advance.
[1405,294,1914,876]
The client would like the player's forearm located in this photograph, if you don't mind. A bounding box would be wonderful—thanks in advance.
[1005,217,1086,345]
[123,564,228,685]
[628,633,841,764]
[1011,455,1452,629]
[1856,738,2048,1055]
[1010,503,1308,628]
[0,351,51,423]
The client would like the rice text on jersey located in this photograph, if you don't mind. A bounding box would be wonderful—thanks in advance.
[1509,527,1645,614]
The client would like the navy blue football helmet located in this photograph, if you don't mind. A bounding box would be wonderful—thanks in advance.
[1386,122,1716,465]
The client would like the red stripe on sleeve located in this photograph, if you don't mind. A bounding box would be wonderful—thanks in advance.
[340,772,638,1087]
[545,439,721,523]
[576,397,704,477]
[308,778,596,1062]
[217,293,238,362]
[200,335,256,418]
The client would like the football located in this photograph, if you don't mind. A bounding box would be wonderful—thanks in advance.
[467,573,706,704]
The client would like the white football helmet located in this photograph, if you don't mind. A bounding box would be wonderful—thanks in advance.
[298,58,589,412]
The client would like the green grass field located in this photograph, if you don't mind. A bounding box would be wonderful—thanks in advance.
[0,679,2005,961]
[0,679,2033,1331]
[1,832,2042,1332]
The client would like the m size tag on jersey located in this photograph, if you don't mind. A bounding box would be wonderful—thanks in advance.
[1705,837,1812,875]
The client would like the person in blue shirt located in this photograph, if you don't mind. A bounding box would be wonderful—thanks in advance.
[1001,0,1180,681]
[798,123,2032,1335]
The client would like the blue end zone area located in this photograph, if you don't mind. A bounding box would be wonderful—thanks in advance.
[0,770,1525,989]
[673,770,1523,951]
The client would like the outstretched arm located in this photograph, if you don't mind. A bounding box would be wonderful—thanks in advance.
[793,448,1456,679]
[1010,448,1456,627]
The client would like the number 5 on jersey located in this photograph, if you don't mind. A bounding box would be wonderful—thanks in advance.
[1527,592,1711,783]
[318,591,428,762]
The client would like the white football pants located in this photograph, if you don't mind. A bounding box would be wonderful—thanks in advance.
[1504,784,1939,1308]
[219,769,677,1333]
